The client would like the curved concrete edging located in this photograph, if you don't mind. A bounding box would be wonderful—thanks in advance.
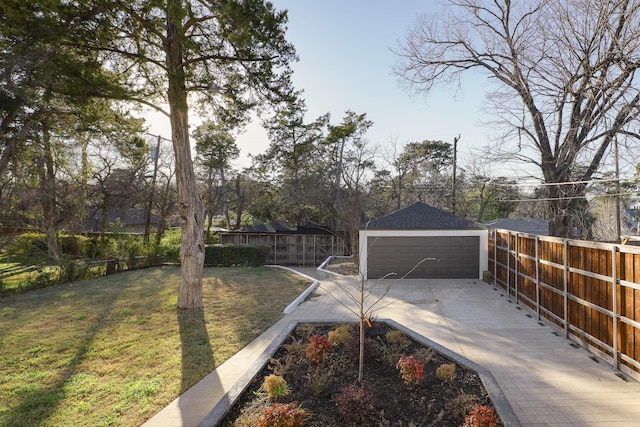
[283,281,319,314]
[199,318,520,427]
[265,265,320,314]
[316,255,355,279]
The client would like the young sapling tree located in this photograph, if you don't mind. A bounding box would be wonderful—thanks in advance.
[325,235,438,382]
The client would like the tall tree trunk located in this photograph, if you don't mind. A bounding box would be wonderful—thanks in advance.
[39,123,60,260]
[100,205,108,241]
[73,136,90,236]
[475,181,488,223]
[204,169,216,238]
[220,167,231,229]
[546,179,577,238]
[234,176,245,230]
[547,199,574,238]
[334,137,345,232]
[167,1,204,309]
[39,122,59,260]
[206,207,214,239]
[0,104,33,181]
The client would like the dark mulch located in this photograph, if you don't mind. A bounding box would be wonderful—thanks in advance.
[219,322,501,426]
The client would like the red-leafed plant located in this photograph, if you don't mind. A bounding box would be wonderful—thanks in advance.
[463,404,499,427]
[258,401,310,427]
[305,335,333,364]
[333,382,379,426]
[396,355,425,385]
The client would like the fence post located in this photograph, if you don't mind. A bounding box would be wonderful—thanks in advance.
[493,230,497,286]
[563,239,569,338]
[106,259,118,275]
[612,246,619,371]
[507,231,511,298]
[515,233,519,304]
[302,236,306,266]
[535,235,540,320]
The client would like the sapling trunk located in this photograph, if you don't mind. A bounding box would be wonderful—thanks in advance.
[325,245,434,384]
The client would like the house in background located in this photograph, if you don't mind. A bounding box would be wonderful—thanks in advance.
[622,202,640,245]
[624,204,639,235]
[85,208,160,233]
[241,221,295,233]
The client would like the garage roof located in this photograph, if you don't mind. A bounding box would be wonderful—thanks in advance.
[364,202,485,230]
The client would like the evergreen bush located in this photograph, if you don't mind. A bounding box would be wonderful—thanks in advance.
[204,245,269,267]
[8,233,48,256]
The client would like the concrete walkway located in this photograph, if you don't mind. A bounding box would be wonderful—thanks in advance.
[143,268,640,427]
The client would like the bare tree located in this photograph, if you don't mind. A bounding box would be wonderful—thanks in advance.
[380,139,412,211]
[326,245,434,383]
[510,186,549,219]
[463,159,520,222]
[339,134,377,256]
[394,0,640,237]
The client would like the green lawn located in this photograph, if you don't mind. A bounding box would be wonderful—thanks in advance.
[0,266,311,427]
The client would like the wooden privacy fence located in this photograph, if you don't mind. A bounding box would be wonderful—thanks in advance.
[219,233,347,266]
[489,229,640,380]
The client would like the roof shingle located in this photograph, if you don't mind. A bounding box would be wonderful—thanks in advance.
[364,202,483,230]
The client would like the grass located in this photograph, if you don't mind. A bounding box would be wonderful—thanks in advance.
[0,266,311,427]
[0,253,77,296]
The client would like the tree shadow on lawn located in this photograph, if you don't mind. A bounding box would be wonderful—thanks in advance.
[177,308,215,394]
[1,292,118,427]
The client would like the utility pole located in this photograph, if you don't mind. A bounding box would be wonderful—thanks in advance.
[452,135,460,215]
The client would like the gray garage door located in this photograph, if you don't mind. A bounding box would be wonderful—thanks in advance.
[366,236,479,279]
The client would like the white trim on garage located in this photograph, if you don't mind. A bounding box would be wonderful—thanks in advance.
[359,229,488,280]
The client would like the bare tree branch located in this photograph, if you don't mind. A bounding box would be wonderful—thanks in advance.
[394,0,640,237]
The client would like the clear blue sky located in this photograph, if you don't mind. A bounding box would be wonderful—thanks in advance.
[240,0,493,166]
[145,1,505,173]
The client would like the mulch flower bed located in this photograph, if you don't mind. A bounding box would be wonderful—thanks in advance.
[219,322,502,426]
[323,258,359,276]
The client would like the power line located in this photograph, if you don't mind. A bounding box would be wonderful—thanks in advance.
[144,132,172,143]
[496,191,639,203]
[489,176,638,187]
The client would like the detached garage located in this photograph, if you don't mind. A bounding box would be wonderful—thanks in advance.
[359,202,488,279]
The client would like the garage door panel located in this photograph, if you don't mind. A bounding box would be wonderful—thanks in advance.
[367,236,479,279]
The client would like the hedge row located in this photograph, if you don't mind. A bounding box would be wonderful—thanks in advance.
[5,231,181,262]
[204,244,269,267]
[6,233,269,268]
